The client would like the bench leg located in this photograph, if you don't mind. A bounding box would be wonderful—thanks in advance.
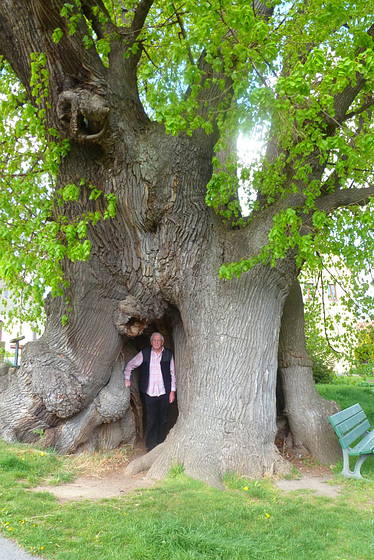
[341,450,370,479]
[351,455,370,479]
[341,449,354,477]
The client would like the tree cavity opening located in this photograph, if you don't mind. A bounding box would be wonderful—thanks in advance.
[127,307,183,448]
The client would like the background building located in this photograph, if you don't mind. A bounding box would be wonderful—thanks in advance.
[300,266,358,374]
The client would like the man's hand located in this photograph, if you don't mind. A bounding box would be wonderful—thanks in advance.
[125,379,131,388]
[169,391,175,404]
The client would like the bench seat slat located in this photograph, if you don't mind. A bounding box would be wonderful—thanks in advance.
[332,410,367,437]
[329,403,363,427]
[350,431,374,456]
[339,419,371,449]
[329,403,362,427]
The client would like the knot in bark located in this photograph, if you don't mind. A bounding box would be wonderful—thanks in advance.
[57,89,110,143]
[115,296,148,338]
[96,383,130,423]
[25,343,84,418]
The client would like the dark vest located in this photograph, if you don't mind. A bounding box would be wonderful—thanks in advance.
[140,347,173,396]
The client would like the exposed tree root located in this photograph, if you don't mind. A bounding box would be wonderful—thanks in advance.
[125,430,291,489]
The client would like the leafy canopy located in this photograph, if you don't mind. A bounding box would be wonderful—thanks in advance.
[1,0,374,327]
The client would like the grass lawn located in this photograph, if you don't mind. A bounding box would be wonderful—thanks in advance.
[316,383,374,425]
[0,384,373,559]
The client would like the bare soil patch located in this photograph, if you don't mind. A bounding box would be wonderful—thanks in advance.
[275,476,340,498]
[34,441,157,503]
[284,450,334,477]
[34,470,155,503]
[274,450,342,499]
[33,443,341,502]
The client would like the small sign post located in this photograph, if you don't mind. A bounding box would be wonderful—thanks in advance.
[10,336,25,367]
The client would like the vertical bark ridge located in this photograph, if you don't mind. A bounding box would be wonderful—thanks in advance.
[278,280,341,464]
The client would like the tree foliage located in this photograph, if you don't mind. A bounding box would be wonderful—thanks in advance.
[0,56,115,328]
[1,0,374,324]
[354,322,374,364]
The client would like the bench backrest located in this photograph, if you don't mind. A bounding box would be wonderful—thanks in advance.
[329,403,371,449]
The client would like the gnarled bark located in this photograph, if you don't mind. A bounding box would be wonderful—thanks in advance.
[126,263,295,487]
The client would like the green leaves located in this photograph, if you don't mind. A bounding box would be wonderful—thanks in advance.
[30,53,50,109]
[52,28,64,44]
[2,0,374,315]
[60,183,80,201]
[60,1,82,36]
[54,181,117,266]
[0,61,116,328]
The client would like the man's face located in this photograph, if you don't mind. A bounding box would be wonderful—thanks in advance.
[151,335,163,351]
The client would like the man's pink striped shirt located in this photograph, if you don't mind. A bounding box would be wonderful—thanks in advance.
[124,348,176,396]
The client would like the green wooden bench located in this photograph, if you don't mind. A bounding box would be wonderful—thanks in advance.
[329,403,374,479]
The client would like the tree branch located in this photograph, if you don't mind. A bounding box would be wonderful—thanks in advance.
[101,0,155,73]
[342,96,374,122]
[0,0,107,101]
[127,0,154,47]
[173,3,194,66]
[316,185,374,214]
[327,24,374,129]
[81,0,109,41]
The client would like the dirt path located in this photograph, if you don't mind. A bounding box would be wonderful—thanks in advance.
[273,452,341,498]
[35,470,340,502]
[34,469,156,502]
[33,441,156,502]
[33,446,341,502]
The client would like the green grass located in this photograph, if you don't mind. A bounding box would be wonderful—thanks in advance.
[316,383,374,425]
[1,386,374,559]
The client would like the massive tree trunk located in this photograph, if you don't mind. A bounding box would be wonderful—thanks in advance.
[278,281,341,465]
[0,122,297,484]
[0,0,357,486]
[141,262,296,486]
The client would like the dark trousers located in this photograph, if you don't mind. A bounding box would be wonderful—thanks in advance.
[145,393,169,452]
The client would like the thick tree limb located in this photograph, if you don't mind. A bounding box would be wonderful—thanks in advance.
[81,0,110,41]
[0,0,107,97]
[342,96,374,122]
[81,0,154,47]
[316,185,374,213]
[127,0,154,46]
[327,24,374,129]
[278,280,341,464]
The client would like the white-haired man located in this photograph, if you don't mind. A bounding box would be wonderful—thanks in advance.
[124,332,176,452]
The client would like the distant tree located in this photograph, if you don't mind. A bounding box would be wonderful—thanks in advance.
[300,256,374,376]
[354,322,374,364]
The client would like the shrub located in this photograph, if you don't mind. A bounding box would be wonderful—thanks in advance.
[348,362,374,377]
[311,356,335,384]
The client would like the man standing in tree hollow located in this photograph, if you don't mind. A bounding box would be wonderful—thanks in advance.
[124,333,176,452]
